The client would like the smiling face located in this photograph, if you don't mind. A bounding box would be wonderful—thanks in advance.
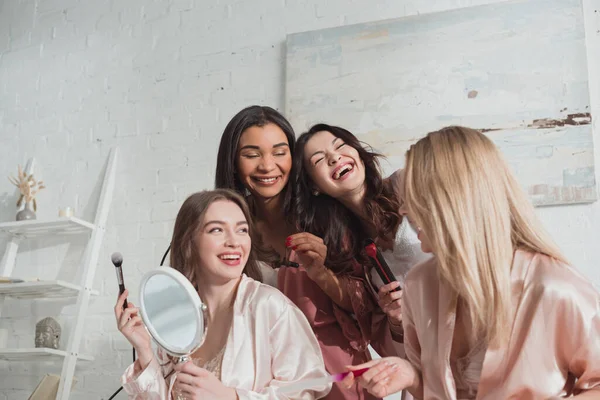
[303,130,366,200]
[236,123,292,201]
[194,200,251,284]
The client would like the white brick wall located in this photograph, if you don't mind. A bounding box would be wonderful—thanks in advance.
[0,0,599,398]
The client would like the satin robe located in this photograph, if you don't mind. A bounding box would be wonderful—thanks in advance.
[121,275,332,399]
[278,264,380,400]
[402,249,600,399]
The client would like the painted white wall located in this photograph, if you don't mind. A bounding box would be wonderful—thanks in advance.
[0,0,598,398]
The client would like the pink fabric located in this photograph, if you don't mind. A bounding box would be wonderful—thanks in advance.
[278,261,381,400]
[402,250,600,399]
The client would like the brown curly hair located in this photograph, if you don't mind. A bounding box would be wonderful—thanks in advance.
[294,124,402,273]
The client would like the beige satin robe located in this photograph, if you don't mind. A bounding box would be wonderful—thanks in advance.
[402,249,600,399]
[121,275,331,399]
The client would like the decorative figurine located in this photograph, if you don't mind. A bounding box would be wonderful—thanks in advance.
[8,164,45,221]
[35,317,61,349]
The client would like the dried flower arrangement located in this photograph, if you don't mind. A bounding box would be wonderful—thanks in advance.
[8,165,45,211]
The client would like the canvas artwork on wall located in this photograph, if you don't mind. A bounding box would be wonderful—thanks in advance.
[285,0,595,206]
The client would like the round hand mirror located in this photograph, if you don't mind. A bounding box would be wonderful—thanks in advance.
[139,267,207,362]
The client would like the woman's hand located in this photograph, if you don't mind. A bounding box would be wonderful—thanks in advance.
[286,233,328,281]
[341,357,419,398]
[377,281,403,326]
[114,289,152,363]
[173,362,237,400]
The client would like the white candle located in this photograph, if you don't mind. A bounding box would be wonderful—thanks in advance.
[58,207,74,218]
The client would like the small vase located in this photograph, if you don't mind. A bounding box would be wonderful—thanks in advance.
[16,202,36,221]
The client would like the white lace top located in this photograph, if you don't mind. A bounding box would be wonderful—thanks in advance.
[173,347,226,399]
[196,346,226,378]
[451,339,486,399]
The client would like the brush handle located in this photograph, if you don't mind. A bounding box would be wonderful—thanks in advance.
[279,259,300,268]
[119,283,128,309]
[333,367,369,381]
[114,265,128,309]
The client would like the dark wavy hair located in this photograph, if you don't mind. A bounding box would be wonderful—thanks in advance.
[294,124,401,273]
[169,189,263,285]
[214,105,296,218]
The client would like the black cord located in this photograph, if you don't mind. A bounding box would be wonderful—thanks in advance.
[160,243,171,266]
[107,245,171,399]
[107,383,123,399]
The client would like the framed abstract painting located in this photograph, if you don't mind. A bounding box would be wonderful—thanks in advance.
[285,0,595,206]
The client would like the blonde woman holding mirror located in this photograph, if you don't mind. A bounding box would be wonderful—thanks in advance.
[114,189,330,399]
[343,127,600,399]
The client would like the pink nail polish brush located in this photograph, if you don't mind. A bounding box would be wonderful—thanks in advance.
[277,368,369,394]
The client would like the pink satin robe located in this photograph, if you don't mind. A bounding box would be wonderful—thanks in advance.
[402,249,600,399]
[121,275,331,399]
[278,262,381,400]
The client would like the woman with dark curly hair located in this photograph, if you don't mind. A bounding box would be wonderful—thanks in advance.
[293,124,430,360]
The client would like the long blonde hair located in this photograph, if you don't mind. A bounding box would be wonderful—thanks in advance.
[404,126,566,345]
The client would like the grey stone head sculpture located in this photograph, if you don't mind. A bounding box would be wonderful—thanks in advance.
[35,317,61,349]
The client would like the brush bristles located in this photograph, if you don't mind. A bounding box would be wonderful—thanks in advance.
[111,252,123,266]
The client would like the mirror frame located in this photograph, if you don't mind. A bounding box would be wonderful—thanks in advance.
[138,266,207,358]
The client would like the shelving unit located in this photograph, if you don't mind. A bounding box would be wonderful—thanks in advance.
[0,280,99,299]
[0,148,117,399]
[0,217,95,237]
[0,348,94,362]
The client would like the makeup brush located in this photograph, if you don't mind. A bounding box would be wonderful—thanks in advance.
[364,238,401,291]
[279,247,299,268]
[279,259,300,268]
[277,368,369,394]
[111,252,128,308]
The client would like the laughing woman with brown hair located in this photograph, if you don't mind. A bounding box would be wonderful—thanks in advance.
[294,124,431,352]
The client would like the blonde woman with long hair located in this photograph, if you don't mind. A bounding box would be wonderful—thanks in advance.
[342,126,600,399]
